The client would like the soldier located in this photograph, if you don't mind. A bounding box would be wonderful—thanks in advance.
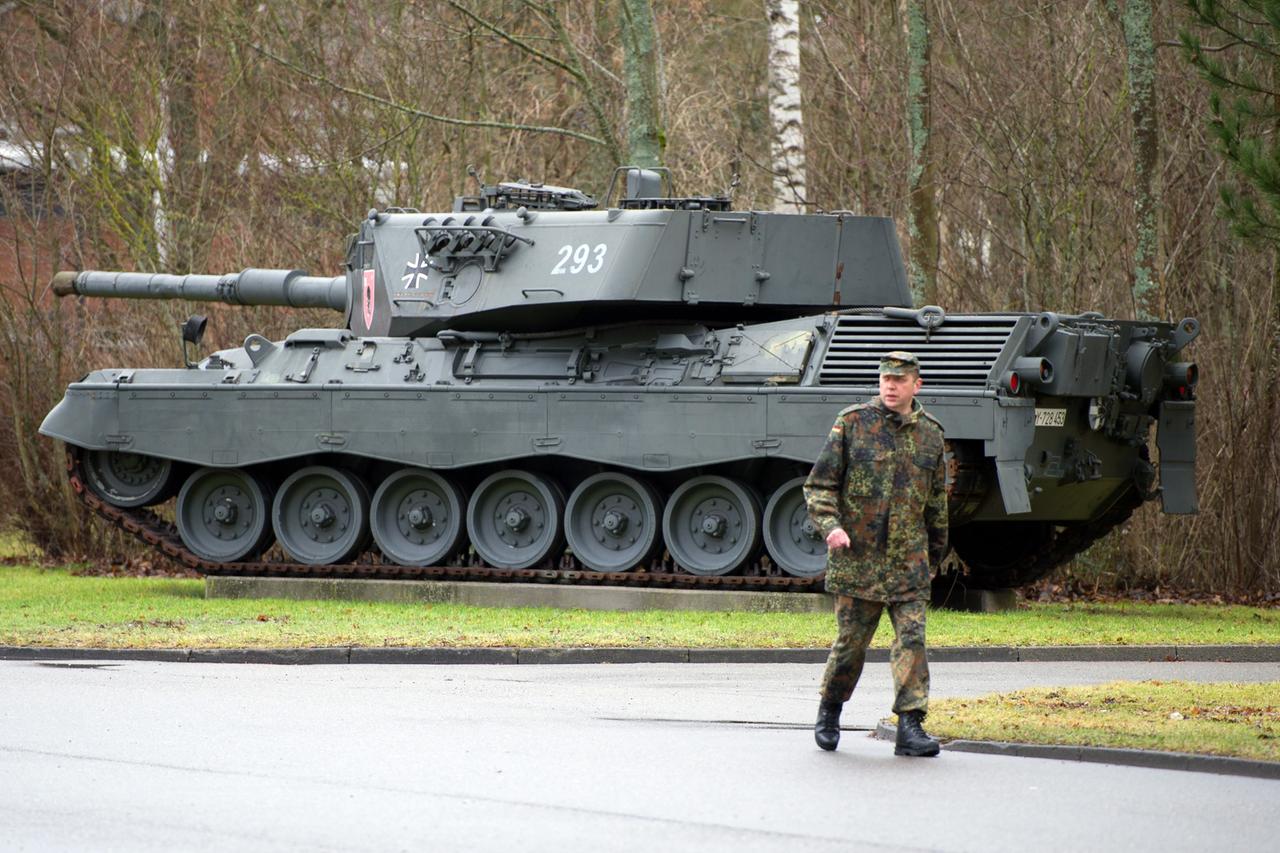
[803,350,948,757]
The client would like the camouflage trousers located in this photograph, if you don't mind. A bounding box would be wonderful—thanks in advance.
[818,596,929,714]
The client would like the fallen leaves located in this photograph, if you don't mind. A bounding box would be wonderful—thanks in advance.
[1184,704,1280,722]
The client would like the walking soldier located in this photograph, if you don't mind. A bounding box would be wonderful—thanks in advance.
[803,350,948,756]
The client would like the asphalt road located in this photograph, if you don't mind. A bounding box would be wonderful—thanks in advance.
[2,658,1277,852]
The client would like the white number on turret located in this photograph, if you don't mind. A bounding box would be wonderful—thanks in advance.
[551,243,607,275]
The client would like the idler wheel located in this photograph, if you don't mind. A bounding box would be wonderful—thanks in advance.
[466,470,564,570]
[272,466,370,565]
[176,467,274,563]
[82,449,181,508]
[564,472,663,573]
[370,468,467,566]
[662,475,761,576]
[762,477,827,578]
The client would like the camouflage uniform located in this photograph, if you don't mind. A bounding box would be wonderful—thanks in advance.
[804,354,947,714]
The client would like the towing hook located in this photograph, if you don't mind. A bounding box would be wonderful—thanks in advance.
[882,304,946,331]
[916,305,946,329]
[1131,454,1159,502]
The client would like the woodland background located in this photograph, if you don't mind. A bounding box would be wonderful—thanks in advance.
[1,0,1276,596]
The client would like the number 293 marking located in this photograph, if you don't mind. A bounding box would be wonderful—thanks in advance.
[551,243,607,275]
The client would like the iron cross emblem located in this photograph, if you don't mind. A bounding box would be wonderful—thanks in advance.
[401,252,431,290]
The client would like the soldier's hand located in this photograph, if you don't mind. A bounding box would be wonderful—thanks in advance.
[825,528,851,550]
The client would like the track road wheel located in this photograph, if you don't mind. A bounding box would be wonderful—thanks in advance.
[662,475,761,576]
[762,477,827,577]
[466,470,565,570]
[176,467,274,563]
[564,472,663,573]
[272,466,371,565]
[370,468,467,566]
[83,449,181,508]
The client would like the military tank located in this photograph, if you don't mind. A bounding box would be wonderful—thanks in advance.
[41,168,1200,591]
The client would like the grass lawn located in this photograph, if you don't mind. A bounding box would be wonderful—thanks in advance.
[925,680,1280,763]
[1,565,1278,649]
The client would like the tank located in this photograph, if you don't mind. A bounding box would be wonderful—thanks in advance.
[40,168,1201,591]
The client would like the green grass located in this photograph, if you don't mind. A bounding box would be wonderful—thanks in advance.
[926,681,1280,763]
[1,566,1277,649]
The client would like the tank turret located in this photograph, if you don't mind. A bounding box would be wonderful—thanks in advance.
[346,170,911,338]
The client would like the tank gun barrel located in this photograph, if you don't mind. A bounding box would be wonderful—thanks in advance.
[50,269,347,312]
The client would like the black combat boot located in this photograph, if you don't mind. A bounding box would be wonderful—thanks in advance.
[894,710,940,757]
[814,700,843,751]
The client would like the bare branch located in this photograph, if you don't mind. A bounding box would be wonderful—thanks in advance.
[443,1,583,80]
[1160,39,1244,52]
[249,43,607,147]
[532,4,622,164]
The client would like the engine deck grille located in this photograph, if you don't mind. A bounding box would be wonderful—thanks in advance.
[818,314,1021,388]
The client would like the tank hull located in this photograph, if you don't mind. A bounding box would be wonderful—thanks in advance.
[42,307,1195,587]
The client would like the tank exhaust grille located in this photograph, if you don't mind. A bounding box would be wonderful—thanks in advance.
[818,314,1020,388]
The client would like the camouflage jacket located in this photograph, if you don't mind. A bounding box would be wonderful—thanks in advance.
[803,397,948,602]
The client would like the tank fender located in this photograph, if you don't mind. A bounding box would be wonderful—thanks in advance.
[38,387,120,449]
[985,400,1035,514]
[1157,400,1198,513]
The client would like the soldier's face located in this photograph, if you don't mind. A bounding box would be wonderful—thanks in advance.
[879,371,923,414]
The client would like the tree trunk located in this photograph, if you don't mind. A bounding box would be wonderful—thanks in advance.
[1122,0,1160,319]
[900,0,938,305]
[140,1,203,272]
[159,5,202,273]
[620,0,664,167]
[766,0,806,212]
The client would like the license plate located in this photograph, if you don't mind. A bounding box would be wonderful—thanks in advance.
[1035,408,1067,427]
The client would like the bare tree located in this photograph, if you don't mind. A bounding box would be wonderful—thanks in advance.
[1119,0,1161,319]
[621,0,665,166]
[900,0,938,305]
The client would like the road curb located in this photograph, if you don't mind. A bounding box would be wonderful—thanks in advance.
[872,721,1280,779]
[205,575,834,613]
[1,644,1278,665]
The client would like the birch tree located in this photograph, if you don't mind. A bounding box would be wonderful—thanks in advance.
[766,0,807,211]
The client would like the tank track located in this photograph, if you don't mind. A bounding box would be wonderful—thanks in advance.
[64,448,823,593]
[1025,488,1145,582]
[950,487,1145,590]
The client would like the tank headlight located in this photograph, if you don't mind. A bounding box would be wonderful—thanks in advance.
[1124,342,1162,405]
[1164,362,1198,391]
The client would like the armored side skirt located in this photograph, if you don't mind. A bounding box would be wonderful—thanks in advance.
[42,380,1142,523]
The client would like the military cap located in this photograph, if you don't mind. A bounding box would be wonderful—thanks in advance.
[879,350,920,376]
